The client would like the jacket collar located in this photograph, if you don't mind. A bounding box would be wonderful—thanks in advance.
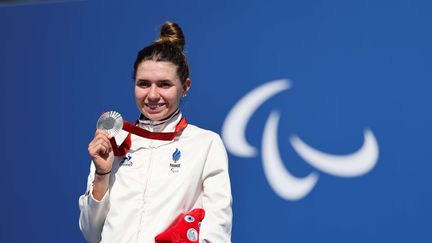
[137,109,182,133]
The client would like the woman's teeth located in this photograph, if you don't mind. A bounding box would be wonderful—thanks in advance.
[147,104,163,109]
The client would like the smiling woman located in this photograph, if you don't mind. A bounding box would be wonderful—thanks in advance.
[78,21,233,243]
[133,22,191,122]
[134,61,190,121]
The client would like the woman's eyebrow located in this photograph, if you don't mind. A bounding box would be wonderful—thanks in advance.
[136,79,172,83]
[158,79,173,83]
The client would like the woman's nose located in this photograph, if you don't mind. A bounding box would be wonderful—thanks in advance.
[147,85,160,100]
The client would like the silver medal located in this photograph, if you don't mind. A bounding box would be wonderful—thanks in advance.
[96,111,123,136]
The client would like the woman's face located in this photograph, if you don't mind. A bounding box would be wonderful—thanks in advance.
[134,60,190,121]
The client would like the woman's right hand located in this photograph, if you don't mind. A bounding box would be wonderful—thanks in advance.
[88,130,114,174]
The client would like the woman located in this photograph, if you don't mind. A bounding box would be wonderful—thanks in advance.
[79,22,232,243]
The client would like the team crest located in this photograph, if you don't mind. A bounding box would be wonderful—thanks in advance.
[170,148,181,173]
[119,153,133,166]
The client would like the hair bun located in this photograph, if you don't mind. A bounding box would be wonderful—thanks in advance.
[156,21,185,51]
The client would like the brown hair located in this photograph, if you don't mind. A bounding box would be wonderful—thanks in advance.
[133,22,190,84]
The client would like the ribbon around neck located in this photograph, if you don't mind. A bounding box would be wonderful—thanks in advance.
[109,117,188,156]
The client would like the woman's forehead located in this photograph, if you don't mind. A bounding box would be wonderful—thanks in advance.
[136,60,179,79]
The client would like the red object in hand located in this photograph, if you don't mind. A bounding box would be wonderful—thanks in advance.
[155,208,205,243]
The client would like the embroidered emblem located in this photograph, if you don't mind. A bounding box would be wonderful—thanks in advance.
[170,148,181,173]
[172,148,181,161]
[119,153,133,166]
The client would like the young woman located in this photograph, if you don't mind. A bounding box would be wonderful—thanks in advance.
[79,22,232,243]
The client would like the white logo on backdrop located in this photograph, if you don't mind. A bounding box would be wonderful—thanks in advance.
[222,79,379,201]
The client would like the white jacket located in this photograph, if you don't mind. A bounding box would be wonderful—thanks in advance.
[79,112,232,243]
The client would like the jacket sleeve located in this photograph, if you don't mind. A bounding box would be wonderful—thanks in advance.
[200,134,233,243]
[78,162,110,243]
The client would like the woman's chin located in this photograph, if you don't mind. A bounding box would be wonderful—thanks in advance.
[142,109,169,121]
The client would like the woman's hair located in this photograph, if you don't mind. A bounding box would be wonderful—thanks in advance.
[133,22,190,84]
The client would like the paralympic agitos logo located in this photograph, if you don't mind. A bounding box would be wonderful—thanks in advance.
[222,79,379,201]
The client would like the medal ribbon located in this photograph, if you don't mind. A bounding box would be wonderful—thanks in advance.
[109,118,188,156]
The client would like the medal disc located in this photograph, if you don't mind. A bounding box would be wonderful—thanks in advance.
[96,111,123,136]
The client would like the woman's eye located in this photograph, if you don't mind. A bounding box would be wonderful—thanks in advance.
[160,82,172,88]
[137,81,150,88]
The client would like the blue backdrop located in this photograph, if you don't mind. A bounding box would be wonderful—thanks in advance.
[1,0,431,242]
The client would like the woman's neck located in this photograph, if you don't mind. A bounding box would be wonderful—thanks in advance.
[138,109,181,132]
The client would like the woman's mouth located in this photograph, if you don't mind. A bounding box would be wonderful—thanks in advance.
[145,103,165,111]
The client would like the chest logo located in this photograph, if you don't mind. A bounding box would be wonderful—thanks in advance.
[119,153,133,166]
[170,148,181,173]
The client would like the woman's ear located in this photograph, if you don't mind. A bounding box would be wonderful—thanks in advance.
[182,78,192,96]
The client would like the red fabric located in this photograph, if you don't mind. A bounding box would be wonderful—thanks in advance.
[155,208,205,243]
[109,118,188,156]
[123,118,188,141]
[109,134,131,157]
